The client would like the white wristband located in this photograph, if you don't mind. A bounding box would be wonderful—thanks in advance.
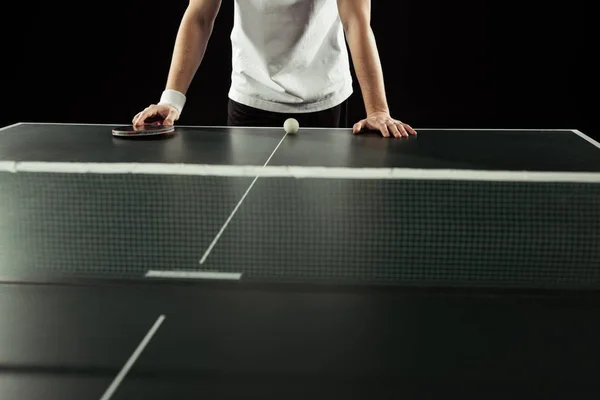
[158,89,186,115]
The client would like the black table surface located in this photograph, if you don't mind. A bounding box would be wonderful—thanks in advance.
[1,123,600,399]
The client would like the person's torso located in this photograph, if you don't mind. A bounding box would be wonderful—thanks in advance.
[229,0,353,113]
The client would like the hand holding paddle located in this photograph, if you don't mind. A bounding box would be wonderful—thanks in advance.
[132,104,179,127]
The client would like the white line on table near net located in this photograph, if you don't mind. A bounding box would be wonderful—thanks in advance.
[2,161,600,183]
[99,315,165,400]
[145,270,242,280]
[198,132,289,265]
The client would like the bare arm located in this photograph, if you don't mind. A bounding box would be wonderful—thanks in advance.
[336,0,388,115]
[336,0,416,137]
[165,0,222,94]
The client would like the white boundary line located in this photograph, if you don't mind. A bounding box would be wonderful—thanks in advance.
[572,129,600,149]
[1,161,600,182]
[9,123,596,150]
[12,122,341,130]
[14,122,119,127]
[5,122,586,132]
[198,132,288,265]
[411,128,579,132]
[0,122,23,132]
[217,127,580,132]
[99,314,165,400]
[145,270,242,280]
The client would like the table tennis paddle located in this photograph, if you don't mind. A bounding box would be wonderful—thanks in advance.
[112,124,175,138]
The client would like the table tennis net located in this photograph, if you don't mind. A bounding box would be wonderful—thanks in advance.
[1,162,600,289]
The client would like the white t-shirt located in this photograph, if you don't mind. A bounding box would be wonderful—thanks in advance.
[228,0,354,113]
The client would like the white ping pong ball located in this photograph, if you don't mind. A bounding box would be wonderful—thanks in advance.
[284,118,299,134]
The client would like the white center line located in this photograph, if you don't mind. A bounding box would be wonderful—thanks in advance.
[99,314,166,400]
[199,133,288,265]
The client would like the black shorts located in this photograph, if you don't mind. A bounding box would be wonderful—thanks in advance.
[227,98,348,128]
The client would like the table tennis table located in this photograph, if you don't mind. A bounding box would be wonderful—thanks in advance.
[1,122,600,399]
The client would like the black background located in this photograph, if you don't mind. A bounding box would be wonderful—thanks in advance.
[5,1,594,139]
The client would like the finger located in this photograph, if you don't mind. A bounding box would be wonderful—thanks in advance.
[163,109,178,126]
[402,122,417,135]
[132,112,141,124]
[396,123,409,137]
[140,105,160,125]
[133,110,149,126]
[134,107,156,126]
[378,122,390,138]
[388,121,403,138]
[133,112,148,126]
[353,121,364,135]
